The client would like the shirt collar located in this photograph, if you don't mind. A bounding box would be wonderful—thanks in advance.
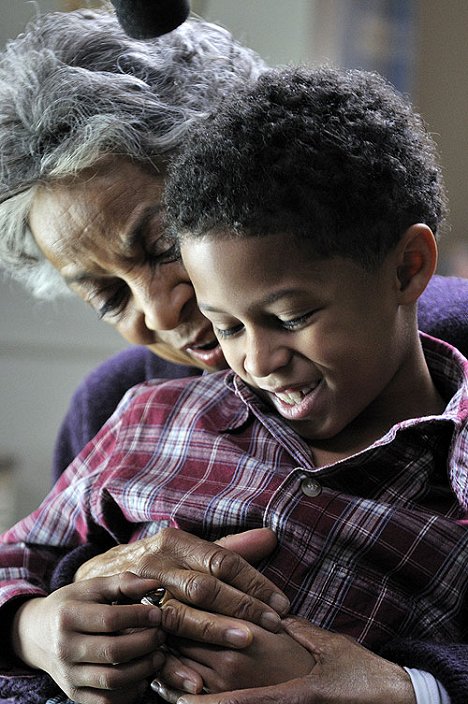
[223,333,468,425]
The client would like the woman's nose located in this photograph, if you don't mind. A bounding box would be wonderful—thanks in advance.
[243,330,291,379]
[134,263,197,332]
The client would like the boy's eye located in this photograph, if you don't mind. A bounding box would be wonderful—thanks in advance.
[214,323,244,340]
[279,311,315,330]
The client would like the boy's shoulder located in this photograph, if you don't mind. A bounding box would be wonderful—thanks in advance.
[117,369,238,426]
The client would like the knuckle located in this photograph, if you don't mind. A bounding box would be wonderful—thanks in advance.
[225,591,257,621]
[66,686,80,702]
[184,573,220,606]
[161,600,183,632]
[54,601,72,631]
[206,545,239,579]
[99,609,120,632]
[97,671,115,691]
[98,642,120,665]
[156,527,177,553]
[54,638,70,663]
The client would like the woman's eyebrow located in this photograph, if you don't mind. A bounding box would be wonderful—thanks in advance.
[64,205,166,285]
[123,204,164,256]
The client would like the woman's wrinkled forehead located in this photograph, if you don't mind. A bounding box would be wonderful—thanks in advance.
[29,159,166,264]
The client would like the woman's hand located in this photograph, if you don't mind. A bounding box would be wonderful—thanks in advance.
[169,617,416,704]
[11,572,166,704]
[74,528,289,636]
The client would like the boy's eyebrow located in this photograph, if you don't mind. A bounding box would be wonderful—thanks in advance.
[198,288,311,314]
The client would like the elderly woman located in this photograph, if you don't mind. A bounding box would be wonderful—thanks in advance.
[0,7,467,704]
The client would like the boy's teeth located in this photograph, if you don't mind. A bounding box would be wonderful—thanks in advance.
[275,385,315,405]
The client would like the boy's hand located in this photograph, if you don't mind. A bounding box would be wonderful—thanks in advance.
[153,618,315,699]
[168,617,416,704]
[11,572,167,704]
[74,528,288,635]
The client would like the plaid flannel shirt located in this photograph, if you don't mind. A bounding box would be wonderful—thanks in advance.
[1,333,467,662]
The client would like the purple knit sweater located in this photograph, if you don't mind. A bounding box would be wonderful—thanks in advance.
[1,274,467,704]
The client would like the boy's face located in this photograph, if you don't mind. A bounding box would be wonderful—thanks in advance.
[182,232,419,451]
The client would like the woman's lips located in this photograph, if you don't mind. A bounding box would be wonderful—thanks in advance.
[185,338,227,369]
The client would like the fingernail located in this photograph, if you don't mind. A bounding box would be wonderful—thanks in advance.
[269,592,290,615]
[147,607,162,624]
[260,610,281,632]
[182,679,199,694]
[225,627,252,647]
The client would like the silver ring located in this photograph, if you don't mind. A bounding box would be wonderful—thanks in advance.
[141,587,167,607]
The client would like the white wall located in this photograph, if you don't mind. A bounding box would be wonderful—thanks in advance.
[414,0,468,276]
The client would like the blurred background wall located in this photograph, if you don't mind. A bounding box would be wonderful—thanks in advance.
[0,0,467,526]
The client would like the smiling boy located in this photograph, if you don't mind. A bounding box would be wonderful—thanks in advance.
[179,233,444,467]
[0,66,467,704]
[163,65,468,699]
[167,66,457,465]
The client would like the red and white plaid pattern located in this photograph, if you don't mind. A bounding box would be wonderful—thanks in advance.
[1,334,467,651]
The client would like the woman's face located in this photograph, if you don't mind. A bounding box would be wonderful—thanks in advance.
[28,159,226,370]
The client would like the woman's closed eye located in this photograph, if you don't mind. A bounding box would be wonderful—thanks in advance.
[90,283,130,320]
[144,226,181,267]
[145,240,180,267]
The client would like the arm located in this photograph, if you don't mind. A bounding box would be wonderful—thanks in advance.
[171,617,416,704]
[52,346,200,482]
[10,573,166,704]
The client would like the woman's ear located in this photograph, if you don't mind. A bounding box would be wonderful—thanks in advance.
[395,224,438,303]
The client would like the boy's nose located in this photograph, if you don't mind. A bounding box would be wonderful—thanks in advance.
[243,331,291,379]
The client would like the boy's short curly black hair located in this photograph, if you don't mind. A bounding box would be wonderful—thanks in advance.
[166,65,447,268]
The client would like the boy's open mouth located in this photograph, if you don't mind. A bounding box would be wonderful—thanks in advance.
[272,383,319,406]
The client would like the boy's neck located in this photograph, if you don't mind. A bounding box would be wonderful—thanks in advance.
[308,343,446,468]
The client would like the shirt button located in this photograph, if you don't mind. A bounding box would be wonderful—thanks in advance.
[301,477,322,497]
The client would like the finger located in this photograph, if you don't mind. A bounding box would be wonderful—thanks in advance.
[215,528,278,565]
[64,679,149,704]
[282,616,336,652]
[156,568,283,633]
[70,649,165,690]
[64,683,148,704]
[64,599,162,635]
[151,677,185,704]
[81,571,162,604]
[71,627,165,665]
[157,652,204,694]
[161,599,254,647]
[142,528,289,616]
[176,680,310,704]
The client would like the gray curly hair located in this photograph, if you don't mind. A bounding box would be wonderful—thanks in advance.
[0,8,265,298]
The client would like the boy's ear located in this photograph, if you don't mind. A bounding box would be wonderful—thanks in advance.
[395,224,438,303]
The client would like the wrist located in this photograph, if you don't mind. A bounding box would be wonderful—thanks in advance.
[11,597,46,669]
[383,663,417,704]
